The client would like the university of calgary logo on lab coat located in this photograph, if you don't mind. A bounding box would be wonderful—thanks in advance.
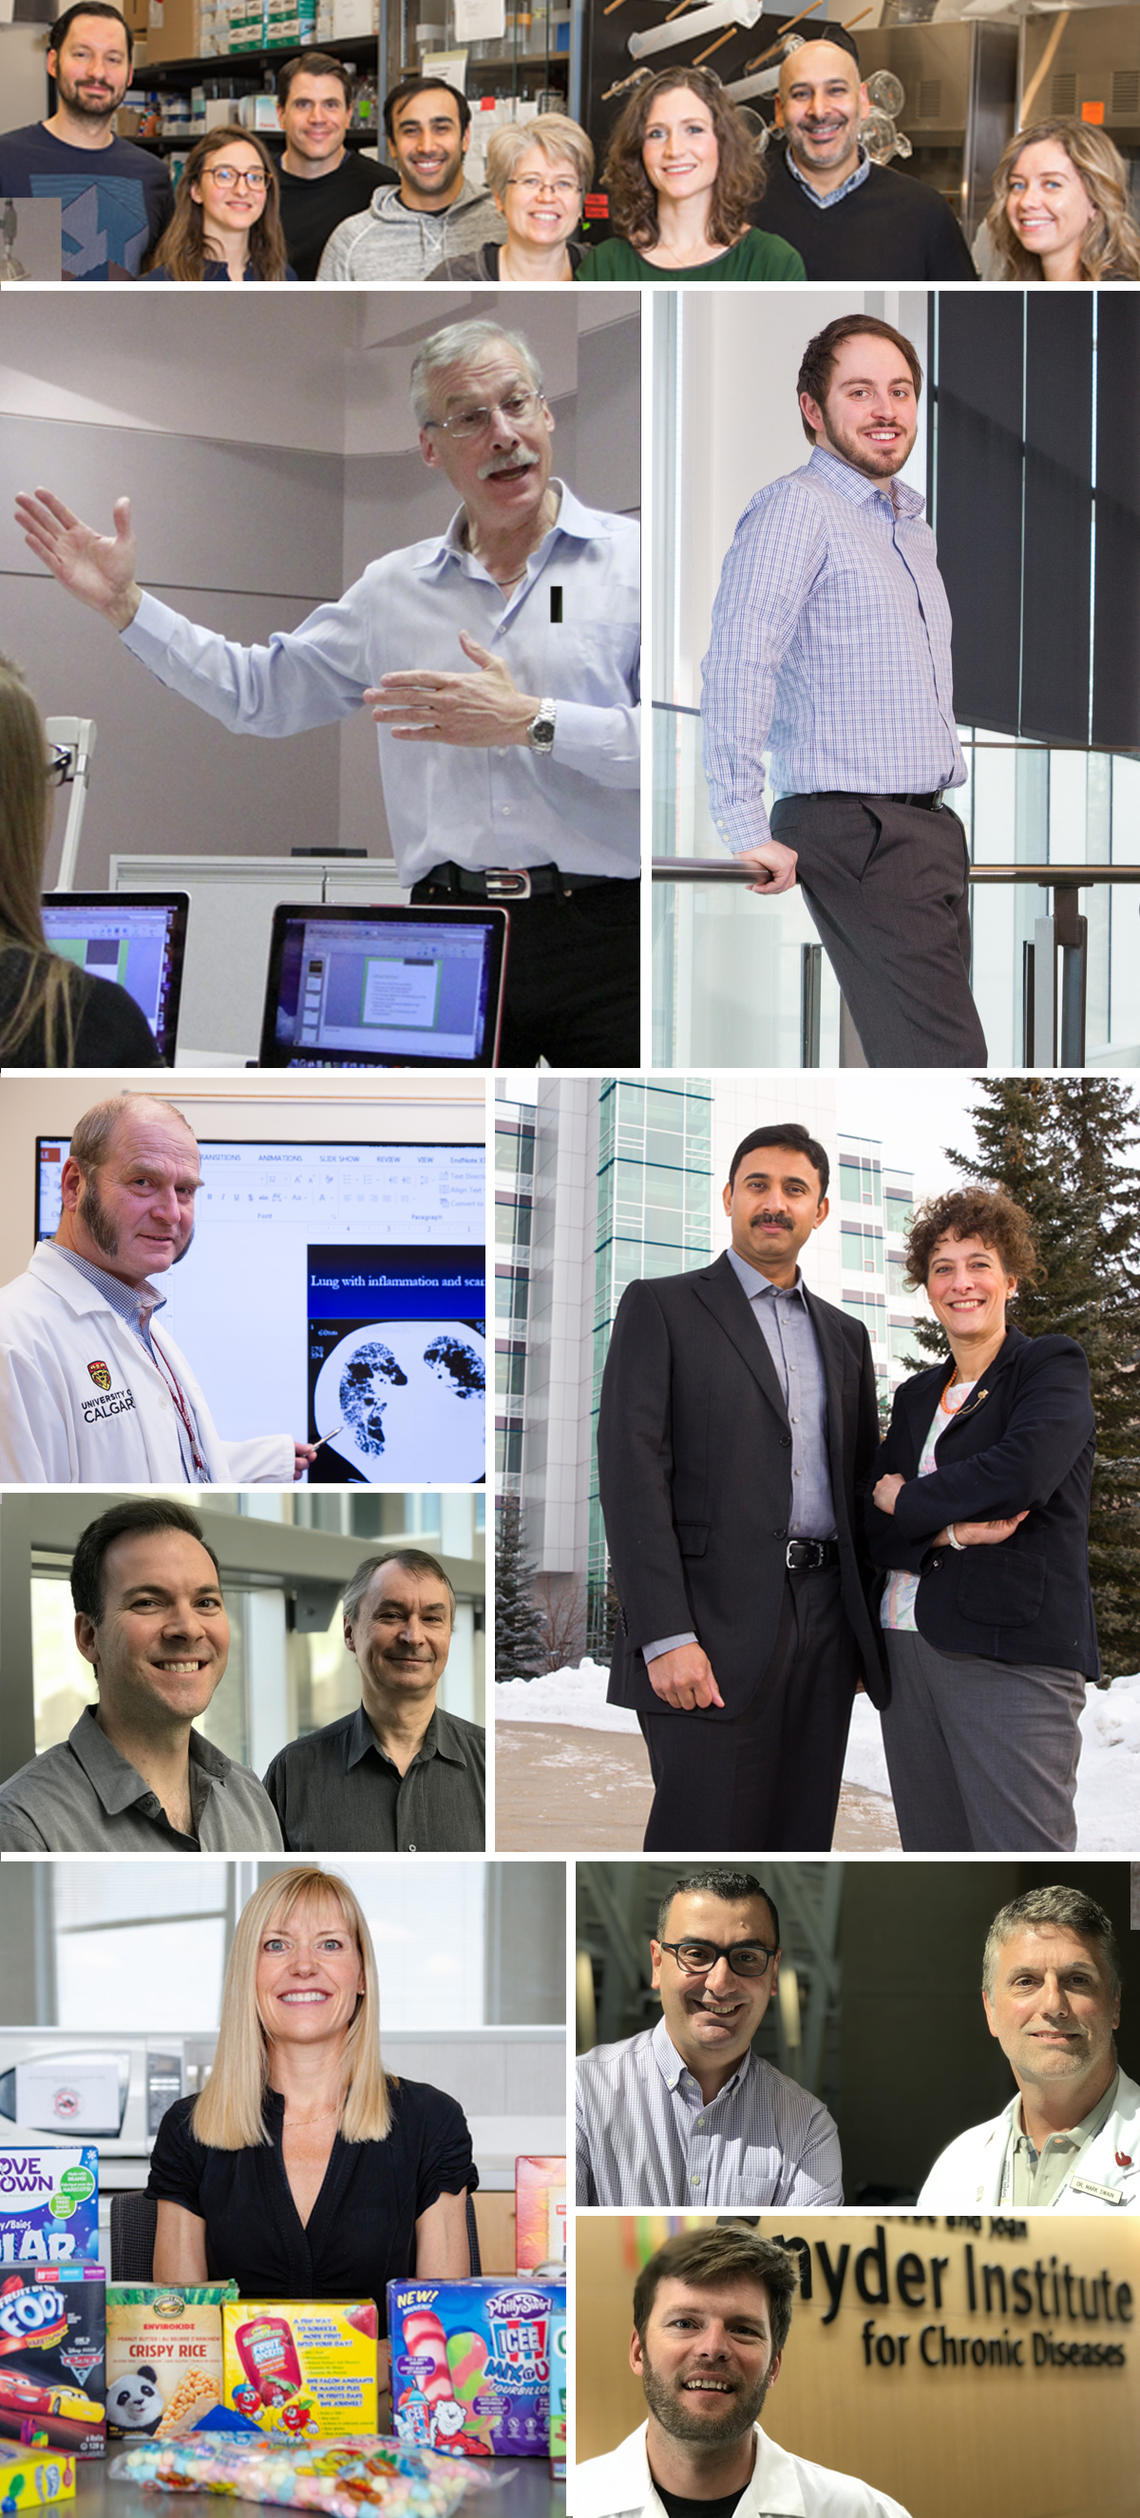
[86,1360,112,1391]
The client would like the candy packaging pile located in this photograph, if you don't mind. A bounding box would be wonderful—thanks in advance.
[108,2433,474,2518]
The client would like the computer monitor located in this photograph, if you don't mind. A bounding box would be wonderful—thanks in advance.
[259,902,509,1069]
[41,892,189,1065]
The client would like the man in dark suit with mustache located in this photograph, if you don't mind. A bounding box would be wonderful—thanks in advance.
[598,1123,887,1850]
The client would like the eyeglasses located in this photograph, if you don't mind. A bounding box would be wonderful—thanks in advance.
[425,387,542,441]
[45,744,71,787]
[506,174,580,199]
[658,1939,778,1979]
[205,164,269,190]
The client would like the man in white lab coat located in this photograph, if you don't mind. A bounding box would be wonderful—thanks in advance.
[574,2226,912,2518]
[917,1883,1140,2213]
[0,1093,310,1483]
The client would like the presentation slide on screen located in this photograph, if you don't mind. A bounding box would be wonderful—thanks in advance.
[36,1138,486,1483]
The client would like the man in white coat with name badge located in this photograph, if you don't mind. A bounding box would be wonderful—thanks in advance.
[575,2224,912,2518]
[917,1885,1140,2213]
[0,1094,310,1483]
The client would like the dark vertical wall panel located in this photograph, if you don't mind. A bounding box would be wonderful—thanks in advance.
[1092,296,1140,756]
[934,294,1024,733]
[1021,294,1092,747]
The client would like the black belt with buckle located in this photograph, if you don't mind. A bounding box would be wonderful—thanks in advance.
[418,861,615,904]
[784,1539,840,1572]
[881,791,943,811]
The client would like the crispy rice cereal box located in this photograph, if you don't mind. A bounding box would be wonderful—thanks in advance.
[387,2277,565,2459]
[105,2286,238,2442]
[222,2304,378,2441]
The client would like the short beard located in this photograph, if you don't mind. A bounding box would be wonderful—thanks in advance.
[640,2348,772,2449]
[56,70,122,120]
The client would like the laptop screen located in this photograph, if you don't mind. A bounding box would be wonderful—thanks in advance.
[259,903,508,1069]
[41,891,189,1064]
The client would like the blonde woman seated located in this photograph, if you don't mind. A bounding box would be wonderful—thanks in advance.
[145,128,297,281]
[0,658,159,1068]
[148,1869,474,2312]
[435,114,592,282]
[985,116,1140,281]
[577,67,803,281]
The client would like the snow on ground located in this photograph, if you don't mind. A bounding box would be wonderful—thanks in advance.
[496,1661,1140,1850]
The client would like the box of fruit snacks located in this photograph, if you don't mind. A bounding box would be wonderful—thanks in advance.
[387,2277,564,2459]
[105,2285,237,2441]
[221,2303,378,2440]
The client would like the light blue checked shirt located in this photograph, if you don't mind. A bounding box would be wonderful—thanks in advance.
[576,2013,843,2207]
[726,1250,835,1538]
[120,483,639,885]
[701,444,965,855]
[52,1243,205,1482]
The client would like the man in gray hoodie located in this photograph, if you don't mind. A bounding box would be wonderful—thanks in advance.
[318,73,504,279]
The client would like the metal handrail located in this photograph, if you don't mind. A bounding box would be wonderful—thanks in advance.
[651,860,1140,1068]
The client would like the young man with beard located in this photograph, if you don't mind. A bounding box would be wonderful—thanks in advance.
[701,314,987,1067]
[317,74,503,278]
[575,2225,913,2518]
[0,3,172,278]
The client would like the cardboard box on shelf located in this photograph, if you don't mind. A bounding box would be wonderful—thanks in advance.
[144,0,206,62]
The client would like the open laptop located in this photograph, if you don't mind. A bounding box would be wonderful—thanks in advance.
[258,902,509,1069]
[41,891,189,1065]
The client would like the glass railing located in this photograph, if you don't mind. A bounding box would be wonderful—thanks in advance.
[652,704,1140,1069]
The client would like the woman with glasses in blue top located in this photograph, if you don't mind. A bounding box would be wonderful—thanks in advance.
[866,1187,1097,1855]
[145,127,296,281]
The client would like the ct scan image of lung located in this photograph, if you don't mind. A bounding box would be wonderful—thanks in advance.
[313,1319,486,1481]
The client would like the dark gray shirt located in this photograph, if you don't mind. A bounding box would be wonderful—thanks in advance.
[0,1705,284,1851]
[262,1700,486,1852]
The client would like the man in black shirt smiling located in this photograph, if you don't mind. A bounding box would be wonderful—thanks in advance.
[274,51,395,282]
[263,1547,485,1850]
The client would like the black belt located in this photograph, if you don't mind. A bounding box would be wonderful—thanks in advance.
[880,791,944,811]
[784,1538,840,1572]
[418,861,618,903]
[805,791,945,813]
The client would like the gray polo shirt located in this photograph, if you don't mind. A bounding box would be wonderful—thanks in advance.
[262,1700,486,1852]
[0,1705,284,1851]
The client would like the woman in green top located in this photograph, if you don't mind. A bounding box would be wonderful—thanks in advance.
[577,66,803,282]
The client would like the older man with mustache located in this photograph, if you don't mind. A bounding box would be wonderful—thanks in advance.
[16,319,640,1067]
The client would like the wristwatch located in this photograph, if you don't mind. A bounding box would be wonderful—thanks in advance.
[525,698,557,754]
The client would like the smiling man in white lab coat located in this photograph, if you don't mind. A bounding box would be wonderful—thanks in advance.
[574,2226,912,2518]
[0,1093,309,1484]
[917,1884,1140,2213]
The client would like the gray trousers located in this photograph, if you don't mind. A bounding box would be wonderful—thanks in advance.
[882,1628,1086,1851]
[770,793,989,1068]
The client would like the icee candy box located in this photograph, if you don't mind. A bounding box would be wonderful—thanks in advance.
[0,2156,98,2270]
[387,2278,565,2459]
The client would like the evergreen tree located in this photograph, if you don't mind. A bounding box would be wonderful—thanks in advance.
[494,1496,547,1681]
[903,1075,1140,1675]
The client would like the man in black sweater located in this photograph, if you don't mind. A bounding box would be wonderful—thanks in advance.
[274,50,395,282]
[758,30,977,281]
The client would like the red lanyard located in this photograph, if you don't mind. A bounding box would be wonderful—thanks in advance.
[149,1327,210,1481]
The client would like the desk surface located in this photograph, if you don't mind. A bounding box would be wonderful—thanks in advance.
[71,2455,563,2518]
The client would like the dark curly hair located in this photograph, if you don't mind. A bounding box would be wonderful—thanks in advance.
[903,1187,1038,1292]
[602,67,765,252]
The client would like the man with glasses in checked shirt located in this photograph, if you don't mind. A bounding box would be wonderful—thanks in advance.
[16,318,640,1068]
[576,1868,842,2206]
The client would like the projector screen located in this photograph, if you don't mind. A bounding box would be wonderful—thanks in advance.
[35,1137,486,1485]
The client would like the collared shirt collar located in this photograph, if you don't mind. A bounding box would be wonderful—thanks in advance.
[66,1702,227,1819]
[51,1239,167,1332]
[1015,2066,1122,2160]
[726,1248,809,1308]
[345,1698,470,1773]
[806,441,925,522]
[785,138,872,207]
[418,479,602,584]
[649,2010,753,2100]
